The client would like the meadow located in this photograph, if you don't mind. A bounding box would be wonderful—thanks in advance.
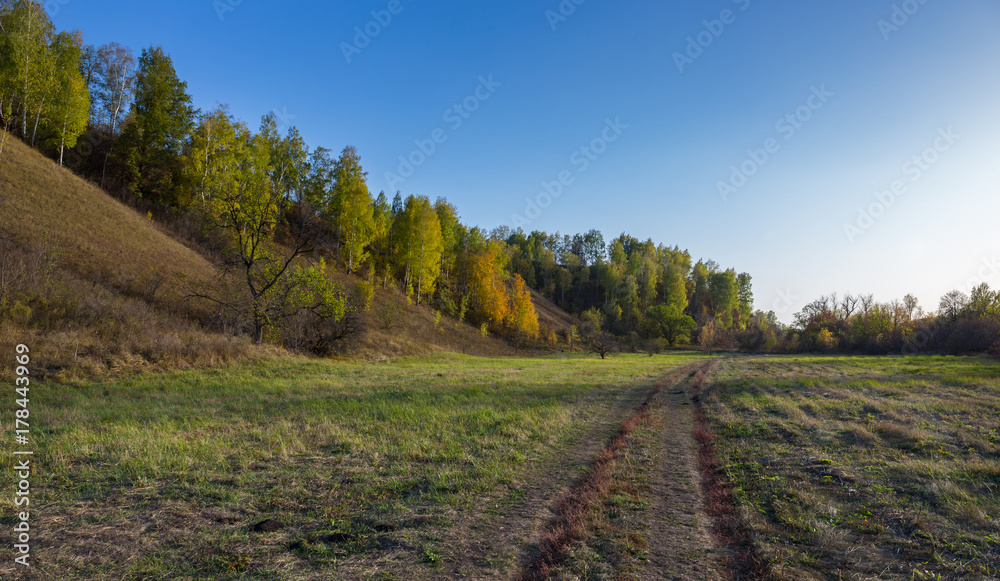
[0,352,705,580]
[704,356,1000,581]
[2,352,997,580]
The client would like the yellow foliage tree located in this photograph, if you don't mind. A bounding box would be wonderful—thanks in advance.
[467,240,509,330]
[506,273,539,341]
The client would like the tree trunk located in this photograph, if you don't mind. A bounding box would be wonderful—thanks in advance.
[30,96,45,147]
[101,150,111,189]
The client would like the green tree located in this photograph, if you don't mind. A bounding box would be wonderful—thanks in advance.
[116,45,195,204]
[434,197,461,281]
[708,269,739,328]
[394,195,443,304]
[86,41,136,185]
[184,105,241,205]
[689,260,710,319]
[645,304,697,346]
[259,112,307,202]
[90,42,136,136]
[46,31,89,166]
[331,145,374,273]
[737,272,753,330]
[369,191,393,287]
[195,117,341,344]
[0,1,54,141]
[662,260,689,312]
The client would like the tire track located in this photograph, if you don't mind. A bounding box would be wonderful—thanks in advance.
[514,361,709,581]
[690,359,768,580]
[428,363,694,581]
[641,362,725,580]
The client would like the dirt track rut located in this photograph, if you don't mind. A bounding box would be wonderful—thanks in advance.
[640,362,726,580]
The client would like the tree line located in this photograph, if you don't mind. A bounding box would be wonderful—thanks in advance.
[782,285,1000,355]
[10,2,991,358]
[0,0,753,348]
[1,1,765,353]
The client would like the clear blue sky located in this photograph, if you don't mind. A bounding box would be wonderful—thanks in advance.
[53,0,1000,322]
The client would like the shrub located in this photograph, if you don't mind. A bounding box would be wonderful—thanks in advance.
[354,278,375,312]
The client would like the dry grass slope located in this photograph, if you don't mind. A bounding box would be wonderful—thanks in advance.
[0,130,217,302]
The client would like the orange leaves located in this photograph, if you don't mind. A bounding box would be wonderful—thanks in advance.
[468,242,509,328]
[467,241,538,340]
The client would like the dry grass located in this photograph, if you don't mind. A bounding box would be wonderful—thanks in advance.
[0,130,218,305]
[704,356,1000,581]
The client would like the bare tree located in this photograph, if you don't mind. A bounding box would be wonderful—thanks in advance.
[903,294,920,321]
[840,293,858,319]
[828,292,839,318]
[587,331,616,360]
[859,293,875,315]
[889,299,907,328]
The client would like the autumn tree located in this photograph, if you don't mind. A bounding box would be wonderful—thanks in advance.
[467,239,509,329]
[506,273,539,341]
[699,319,718,354]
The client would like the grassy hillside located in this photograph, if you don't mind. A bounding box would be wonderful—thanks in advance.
[0,130,217,303]
[530,287,579,339]
[0,132,529,376]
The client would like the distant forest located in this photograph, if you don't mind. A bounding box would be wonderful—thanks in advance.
[2,0,997,356]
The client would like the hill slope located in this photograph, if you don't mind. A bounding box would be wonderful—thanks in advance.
[0,131,217,304]
[0,132,546,373]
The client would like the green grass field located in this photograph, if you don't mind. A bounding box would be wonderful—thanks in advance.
[0,352,704,580]
[3,352,997,580]
[705,356,1000,581]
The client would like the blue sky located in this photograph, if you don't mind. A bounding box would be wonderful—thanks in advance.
[52,0,1000,322]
